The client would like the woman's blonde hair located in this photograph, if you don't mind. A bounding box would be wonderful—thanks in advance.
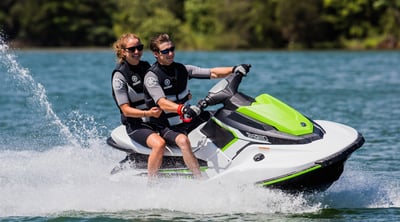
[112,33,141,64]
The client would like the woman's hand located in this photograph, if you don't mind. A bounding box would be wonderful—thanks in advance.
[147,106,162,118]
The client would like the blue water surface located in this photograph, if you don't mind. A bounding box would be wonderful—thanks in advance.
[0,40,399,221]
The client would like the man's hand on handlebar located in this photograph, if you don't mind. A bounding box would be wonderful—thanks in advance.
[233,64,251,76]
[177,104,202,122]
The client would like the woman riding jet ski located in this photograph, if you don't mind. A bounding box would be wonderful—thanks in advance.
[107,68,364,192]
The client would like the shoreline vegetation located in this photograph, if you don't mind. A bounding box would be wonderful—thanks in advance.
[1,0,399,50]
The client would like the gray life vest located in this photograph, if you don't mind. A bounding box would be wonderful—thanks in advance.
[112,60,150,125]
[144,62,191,126]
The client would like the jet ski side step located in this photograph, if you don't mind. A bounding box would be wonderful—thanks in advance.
[107,137,135,154]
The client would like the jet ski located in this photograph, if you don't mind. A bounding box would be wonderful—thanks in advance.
[107,69,364,192]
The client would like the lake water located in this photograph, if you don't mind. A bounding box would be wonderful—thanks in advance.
[1,39,399,221]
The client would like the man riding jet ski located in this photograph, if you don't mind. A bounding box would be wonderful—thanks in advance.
[107,67,364,192]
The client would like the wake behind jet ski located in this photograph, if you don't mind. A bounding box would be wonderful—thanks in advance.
[107,69,364,192]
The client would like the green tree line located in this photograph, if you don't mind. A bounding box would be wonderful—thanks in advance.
[1,0,399,49]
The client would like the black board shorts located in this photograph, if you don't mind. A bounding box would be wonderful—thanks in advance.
[126,122,181,148]
[126,112,210,148]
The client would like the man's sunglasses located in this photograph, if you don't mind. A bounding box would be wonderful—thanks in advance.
[125,44,144,52]
[159,46,175,55]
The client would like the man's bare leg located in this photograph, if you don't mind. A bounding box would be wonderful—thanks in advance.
[175,134,202,179]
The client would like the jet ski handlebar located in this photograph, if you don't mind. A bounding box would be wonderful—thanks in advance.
[197,65,251,110]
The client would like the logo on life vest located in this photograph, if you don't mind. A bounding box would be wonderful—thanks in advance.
[131,75,141,86]
[164,79,172,89]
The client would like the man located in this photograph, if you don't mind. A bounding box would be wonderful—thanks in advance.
[111,33,165,179]
[144,33,250,179]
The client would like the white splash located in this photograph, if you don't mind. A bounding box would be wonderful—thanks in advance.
[0,38,79,147]
[0,142,321,217]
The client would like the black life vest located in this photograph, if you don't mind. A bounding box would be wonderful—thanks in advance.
[144,62,191,126]
[112,60,150,125]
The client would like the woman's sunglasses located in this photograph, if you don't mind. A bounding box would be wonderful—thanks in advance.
[159,46,175,55]
[125,44,144,52]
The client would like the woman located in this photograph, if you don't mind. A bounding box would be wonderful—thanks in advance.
[111,33,165,179]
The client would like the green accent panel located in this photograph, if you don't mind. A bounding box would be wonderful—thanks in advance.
[236,94,313,136]
[261,165,322,186]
